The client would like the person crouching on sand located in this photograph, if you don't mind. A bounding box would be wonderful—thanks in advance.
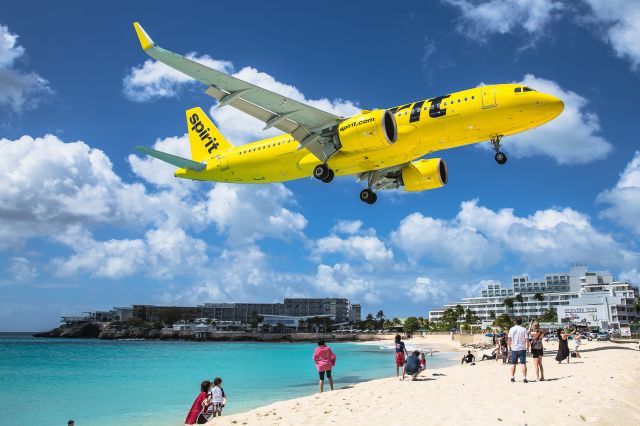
[313,338,336,392]
[403,350,422,381]
[394,334,408,377]
[185,380,211,425]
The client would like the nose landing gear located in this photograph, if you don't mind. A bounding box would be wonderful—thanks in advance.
[491,135,507,165]
[313,164,334,183]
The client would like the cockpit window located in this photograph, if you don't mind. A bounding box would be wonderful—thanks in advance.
[523,87,534,92]
[514,87,522,93]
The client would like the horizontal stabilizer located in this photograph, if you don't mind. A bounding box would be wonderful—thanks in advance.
[134,146,206,171]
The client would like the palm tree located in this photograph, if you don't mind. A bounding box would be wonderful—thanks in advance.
[503,298,514,316]
[514,293,524,317]
[489,310,496,320]
[455,304,465,323]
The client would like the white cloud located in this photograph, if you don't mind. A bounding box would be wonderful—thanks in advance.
[597,151,640,234]
[583,0,640,69]
[391,211,501,269]
[52,225,208,280]
[313,234,394,263]
[123,54,233,102]
[314,263,381,304]
[0,23,51,113]
[410,276,449,302]
[619,269,640,285]
[204,183,307,246]
[8,257,38,282]
[442,0,563,41]
[482,75,612,164]
[332,220,364,235]
[392,199,638,271]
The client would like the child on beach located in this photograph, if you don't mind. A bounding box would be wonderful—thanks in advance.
[420,352,426,371]
[206,377,226,418]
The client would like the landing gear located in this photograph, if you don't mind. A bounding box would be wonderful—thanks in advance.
[495,151,507,165]
[359,188,377,204]
[313,164,334,183]
[491,135,507,165]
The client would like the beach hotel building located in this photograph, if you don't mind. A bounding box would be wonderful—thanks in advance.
[64,298,361,326]
[428,264,639,330]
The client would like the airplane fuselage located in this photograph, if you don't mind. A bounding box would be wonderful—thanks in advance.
[175,83,563,183]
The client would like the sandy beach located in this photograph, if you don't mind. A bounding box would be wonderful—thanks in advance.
[213,336,640,426]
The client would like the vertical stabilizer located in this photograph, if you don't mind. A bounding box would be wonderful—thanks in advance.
[186,107,232,161]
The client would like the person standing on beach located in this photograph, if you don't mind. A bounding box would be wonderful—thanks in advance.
[573,330,582,358]
[313,338,336,393]
[556,328,571,363]
[207,377,225,418]
[529,321,546,381]
[508,316,529,383]
[394,334,408,377]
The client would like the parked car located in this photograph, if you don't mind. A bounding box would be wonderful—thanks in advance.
[597,332,609,341]
[588,332,598,339]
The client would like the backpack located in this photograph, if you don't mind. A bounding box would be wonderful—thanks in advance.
[531,333,543,350]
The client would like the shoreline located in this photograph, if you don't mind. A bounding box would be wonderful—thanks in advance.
[209,339,640,426]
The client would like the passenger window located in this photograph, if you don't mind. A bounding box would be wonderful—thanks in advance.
[471,96,475,100]
[464,97,467,101]
[457,99,460,103]
[514,87,522,93]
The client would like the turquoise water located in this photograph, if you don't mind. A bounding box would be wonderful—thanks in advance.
[0,335,455,425]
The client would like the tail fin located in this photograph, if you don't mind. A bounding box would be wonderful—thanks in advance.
[186,107,232,161]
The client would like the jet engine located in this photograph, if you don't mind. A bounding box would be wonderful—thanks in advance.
[401,158,448,192]
[336,110,397,153]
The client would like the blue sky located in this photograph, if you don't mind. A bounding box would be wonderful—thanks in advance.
[1,1,639,331]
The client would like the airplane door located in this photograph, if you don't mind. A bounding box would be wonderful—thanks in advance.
[216,154,229,170]
[481,86,497,108]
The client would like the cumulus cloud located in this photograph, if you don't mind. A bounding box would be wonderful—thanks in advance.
[8,257,38,282]
[314,263,381,304]
[410,276,449,302]
[391,211,501,269]
[52,225,208,280]
[0,23,51,113]
[482,75,612,164]
[442,0,563,41]
[619,269,640,285]
[582,0,640,69]
[392,199,638,270]
[332,220,364,235]
[597,151,640,234]
[123,54,233,102]
[204,183,307,246]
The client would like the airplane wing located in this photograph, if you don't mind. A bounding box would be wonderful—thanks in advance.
[134,146,206,171]
[133,22,342,161]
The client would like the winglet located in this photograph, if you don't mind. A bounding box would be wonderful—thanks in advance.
[133,22,154,51]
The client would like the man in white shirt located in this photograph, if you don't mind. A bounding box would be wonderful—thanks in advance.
[508,316,529,383]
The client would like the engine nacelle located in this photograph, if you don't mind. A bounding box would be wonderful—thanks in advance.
[401,158,448,192]
[337,110,397,153]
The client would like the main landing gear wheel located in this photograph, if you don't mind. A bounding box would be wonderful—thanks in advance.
[490,135,507,165]
[313,164,334,183]
[359,188,377,204]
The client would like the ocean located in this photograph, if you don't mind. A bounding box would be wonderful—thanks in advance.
[0,334,456,425]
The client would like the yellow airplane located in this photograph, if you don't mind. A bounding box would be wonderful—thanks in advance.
[133,22,563,204]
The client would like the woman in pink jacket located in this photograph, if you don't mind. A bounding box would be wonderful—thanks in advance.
[312,338,336,392]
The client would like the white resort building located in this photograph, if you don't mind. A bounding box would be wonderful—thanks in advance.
[428,264,638,330]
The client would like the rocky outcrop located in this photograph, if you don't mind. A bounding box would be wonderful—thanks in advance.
[34,322,101,338]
